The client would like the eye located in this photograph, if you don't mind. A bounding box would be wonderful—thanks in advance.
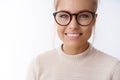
[59,14,69,19]
[79,14,89,18]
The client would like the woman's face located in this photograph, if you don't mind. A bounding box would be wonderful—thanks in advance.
[55,0,97,48]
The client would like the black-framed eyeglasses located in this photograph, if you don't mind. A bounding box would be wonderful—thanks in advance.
[53,10,96,26]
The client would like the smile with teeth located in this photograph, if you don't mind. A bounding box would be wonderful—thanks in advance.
[65,33,83,39]
[67,34,80,37]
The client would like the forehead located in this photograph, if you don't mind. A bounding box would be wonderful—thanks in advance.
[57,0,96,13]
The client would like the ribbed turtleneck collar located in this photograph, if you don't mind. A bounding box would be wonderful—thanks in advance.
[57,43,93,64]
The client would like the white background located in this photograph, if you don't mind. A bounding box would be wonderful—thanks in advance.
[0,0,120,80]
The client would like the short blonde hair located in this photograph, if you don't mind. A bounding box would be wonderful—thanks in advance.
[54,0,98,11]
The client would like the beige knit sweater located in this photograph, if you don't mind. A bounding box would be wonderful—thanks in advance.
[27,44,120,80]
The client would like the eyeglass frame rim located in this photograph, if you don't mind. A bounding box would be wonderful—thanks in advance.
[53,10,96,26]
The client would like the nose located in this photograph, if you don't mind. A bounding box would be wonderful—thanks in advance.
[68,16,79,30]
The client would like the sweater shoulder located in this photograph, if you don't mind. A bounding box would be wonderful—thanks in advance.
[93,47,120,64]
[36,48,58,62]
[36,48,60,67]
[91,47,120,76]
[27,49,58,79]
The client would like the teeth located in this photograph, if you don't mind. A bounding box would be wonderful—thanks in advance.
[67,34,80,37]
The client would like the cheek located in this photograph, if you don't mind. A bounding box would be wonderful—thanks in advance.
[83,26,93,39]
[57,26,65,37]
[57,26,66,42]
[84,20,95,38]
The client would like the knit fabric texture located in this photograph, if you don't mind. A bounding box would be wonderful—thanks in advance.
[27,44,120,80]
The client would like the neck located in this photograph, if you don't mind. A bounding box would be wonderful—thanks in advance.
[62,42,89,55]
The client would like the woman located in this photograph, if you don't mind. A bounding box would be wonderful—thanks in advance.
[27,0,120,80]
